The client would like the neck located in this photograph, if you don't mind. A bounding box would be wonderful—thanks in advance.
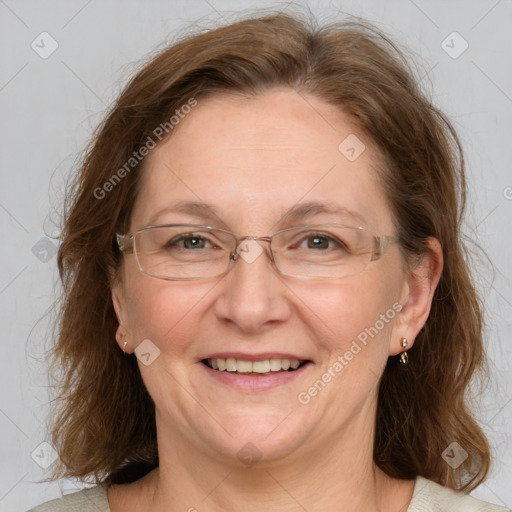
[133,410,415,512]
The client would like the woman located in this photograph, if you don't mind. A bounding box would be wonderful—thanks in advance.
[29,11,509,512]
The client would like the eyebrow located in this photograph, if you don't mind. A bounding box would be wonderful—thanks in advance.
[147,200,368,229]
[277,201,367,227]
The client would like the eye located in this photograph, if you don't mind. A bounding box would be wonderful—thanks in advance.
[165,234,216,250]
[297,233,348,251]
[303,234,331,250]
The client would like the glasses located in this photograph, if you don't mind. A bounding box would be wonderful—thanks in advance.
[116,224,399,281]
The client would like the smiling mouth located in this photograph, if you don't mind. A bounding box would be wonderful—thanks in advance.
[202,358,309,375]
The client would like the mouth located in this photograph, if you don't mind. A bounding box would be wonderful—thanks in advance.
[202,357,309,376]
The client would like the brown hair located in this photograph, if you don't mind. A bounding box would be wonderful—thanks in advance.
[47,11,490,491]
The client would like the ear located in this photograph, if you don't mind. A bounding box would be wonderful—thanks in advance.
[389,237,443,356]
[111,276,134,354]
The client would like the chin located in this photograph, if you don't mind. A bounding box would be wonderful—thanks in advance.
[193,410,313,466]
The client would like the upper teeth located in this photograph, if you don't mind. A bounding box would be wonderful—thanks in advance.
[208,358,301,373]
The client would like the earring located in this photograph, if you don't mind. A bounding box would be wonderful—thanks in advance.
[399,337,408,365]
[122,341,128,355]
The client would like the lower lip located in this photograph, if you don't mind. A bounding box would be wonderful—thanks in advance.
[201,362,311,392]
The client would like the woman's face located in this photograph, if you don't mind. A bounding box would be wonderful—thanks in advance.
[112,89,415,466]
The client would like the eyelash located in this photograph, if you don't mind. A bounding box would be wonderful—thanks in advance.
[165,232,348,251]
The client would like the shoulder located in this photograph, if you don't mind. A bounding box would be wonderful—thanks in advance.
[26,485,110,512]
[409,476,510,512]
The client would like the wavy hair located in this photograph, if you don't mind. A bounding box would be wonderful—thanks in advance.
[46,11,490,491]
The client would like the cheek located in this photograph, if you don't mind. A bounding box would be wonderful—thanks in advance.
[300,280,400,412]
[297,271,402,367]
[122,272,213,356]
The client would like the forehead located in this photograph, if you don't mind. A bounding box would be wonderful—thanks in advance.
[132,89,394,234]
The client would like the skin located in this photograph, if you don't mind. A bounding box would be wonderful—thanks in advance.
[110,88,443,511]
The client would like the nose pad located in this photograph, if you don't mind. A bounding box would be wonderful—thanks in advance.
[239,239,266,264]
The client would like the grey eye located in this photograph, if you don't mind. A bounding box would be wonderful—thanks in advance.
[296,233,347,251]
[166,235,214,250]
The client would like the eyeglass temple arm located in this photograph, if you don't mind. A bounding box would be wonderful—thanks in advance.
[371,235,399,261]
[116,233,133,252]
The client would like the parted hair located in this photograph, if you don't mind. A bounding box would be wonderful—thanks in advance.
[47,10,490,491]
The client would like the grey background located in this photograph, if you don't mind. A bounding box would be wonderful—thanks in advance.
[0,0,511,510]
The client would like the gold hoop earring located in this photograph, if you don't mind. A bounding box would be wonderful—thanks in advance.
[399,337,408,365]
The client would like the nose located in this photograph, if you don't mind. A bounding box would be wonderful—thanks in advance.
[212,240,292,333]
